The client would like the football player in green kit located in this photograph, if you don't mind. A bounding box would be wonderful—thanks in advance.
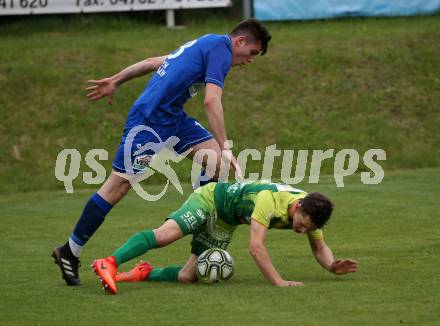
[93,181,358,294]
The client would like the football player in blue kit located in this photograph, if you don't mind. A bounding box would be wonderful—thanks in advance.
[52,19,272,286]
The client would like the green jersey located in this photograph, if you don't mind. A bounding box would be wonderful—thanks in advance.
[169,181,323,255]
[215,181,304,228]
[213,181,323,239]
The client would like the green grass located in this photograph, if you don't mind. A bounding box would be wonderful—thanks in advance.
[1,15,439,193]
[1,168,439,325]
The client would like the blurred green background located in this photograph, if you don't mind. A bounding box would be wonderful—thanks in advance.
[1,8,439,193]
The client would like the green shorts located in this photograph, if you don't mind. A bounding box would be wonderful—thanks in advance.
[167,183,236,256]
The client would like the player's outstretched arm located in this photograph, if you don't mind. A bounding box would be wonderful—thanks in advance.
[307,235,358,275]
[86,55,168,104]
[249,219,304,287]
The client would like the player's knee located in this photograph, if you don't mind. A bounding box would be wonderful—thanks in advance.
[152,228,169,246]
[99,175,131,204]
[153,220,183,246]
[103,186,129,204]
[114,183,130,199]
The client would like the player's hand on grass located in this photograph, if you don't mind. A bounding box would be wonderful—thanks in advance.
[329,259,358,275]
[86,78,117,105]
[275,280,304,287]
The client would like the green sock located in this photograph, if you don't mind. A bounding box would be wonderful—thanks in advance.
[147,266,182,282]
[112,230,157,265]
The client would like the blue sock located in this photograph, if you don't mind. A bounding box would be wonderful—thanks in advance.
[69,193,113,256]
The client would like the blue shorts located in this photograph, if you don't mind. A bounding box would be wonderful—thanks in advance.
[112,108,213,174]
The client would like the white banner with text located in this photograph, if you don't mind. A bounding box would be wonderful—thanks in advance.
[0,0,231,15]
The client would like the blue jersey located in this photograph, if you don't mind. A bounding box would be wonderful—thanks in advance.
[133,34,233,125]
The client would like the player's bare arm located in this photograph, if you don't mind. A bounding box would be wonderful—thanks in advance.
[204,83,228,149]
[250,218,304,287]
[204,83,243,178]
[307,235,358,275]
[86,55,168,104]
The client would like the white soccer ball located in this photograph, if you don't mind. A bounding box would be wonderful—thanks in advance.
[196,248,234,283]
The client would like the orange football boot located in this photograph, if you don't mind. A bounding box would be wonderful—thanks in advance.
[92,256,118,294]
[115,261,153,283]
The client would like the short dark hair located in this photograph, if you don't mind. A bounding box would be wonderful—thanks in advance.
[300,192,334,228]
[229,18,272,55]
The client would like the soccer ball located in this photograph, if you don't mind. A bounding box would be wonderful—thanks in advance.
[196,248,234,283]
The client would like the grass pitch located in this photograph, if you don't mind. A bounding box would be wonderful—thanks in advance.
[1,169,439,325]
